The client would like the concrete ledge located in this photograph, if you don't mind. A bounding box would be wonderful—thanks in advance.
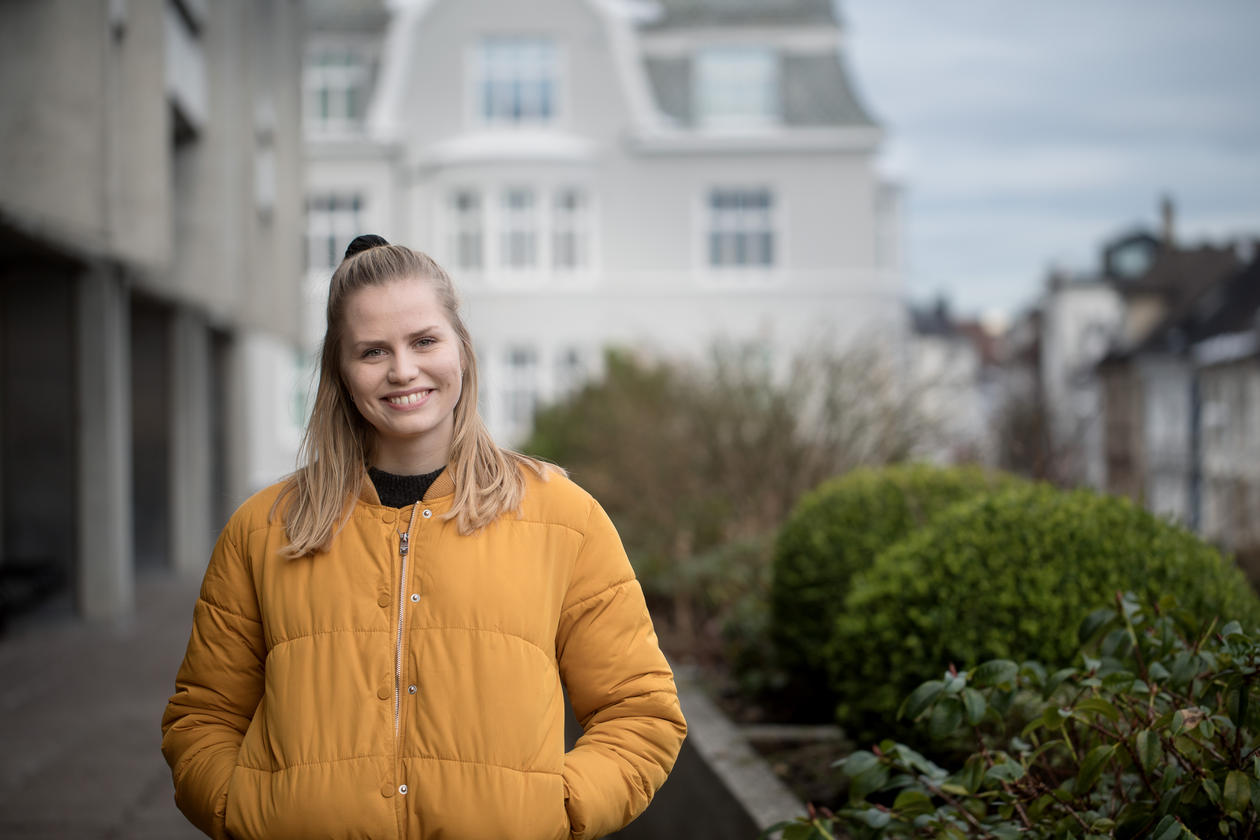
[618,665,805,839]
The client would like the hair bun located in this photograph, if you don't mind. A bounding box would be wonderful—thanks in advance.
[344,234,390,260]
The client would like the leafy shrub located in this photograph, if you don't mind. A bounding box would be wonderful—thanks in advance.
[525,344,925,649]
[831,485,1260,739]
[770,464,1020,720]
[768,592,1260,839]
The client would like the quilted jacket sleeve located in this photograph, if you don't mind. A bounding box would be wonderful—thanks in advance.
[556,498,687,840]
[160,514,266,840]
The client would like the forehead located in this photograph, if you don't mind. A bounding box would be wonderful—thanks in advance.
[341,276,449,335]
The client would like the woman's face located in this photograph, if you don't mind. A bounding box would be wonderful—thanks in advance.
[339,275,464,473]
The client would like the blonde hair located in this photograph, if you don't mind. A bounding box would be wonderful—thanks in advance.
[274,242,555,556]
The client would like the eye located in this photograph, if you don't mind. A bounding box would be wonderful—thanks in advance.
[360,347,385,359]
[414,337,436,348]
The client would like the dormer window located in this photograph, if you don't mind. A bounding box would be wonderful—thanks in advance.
[694,46,779,129]
[479,38,559,125]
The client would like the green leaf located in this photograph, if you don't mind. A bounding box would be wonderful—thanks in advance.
[961,688,987,725]
[1135,729,1161,774]
[1202,777,1222,805]
[971,659,1018,687]
[858,808,891,829]
[1220,620,1243,638]
[1044,667,1076,697]
[1150,815,1182,840]
[841,750,880,778]
[1078,607,1112,645]
[849,764,891,803]
[929,697,964,738]
[1075,744,1116,795]
[781,823,817,840]
[1074,696,1121,721]
[985,761,1025,784]
[1224,770,1250,815]
[899,679,945,720]
[892,788,934,818]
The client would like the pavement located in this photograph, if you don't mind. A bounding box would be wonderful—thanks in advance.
[0,571,205,839]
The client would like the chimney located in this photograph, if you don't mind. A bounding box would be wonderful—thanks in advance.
[1160,194,1175,247]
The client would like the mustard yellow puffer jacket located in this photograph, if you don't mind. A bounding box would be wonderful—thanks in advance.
[161,467,686,840]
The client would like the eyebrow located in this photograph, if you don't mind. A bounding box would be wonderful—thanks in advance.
[348,327,444,352]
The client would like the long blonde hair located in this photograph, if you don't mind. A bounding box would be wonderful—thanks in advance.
[274,241,554,556]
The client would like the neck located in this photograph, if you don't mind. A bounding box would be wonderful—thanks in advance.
[372,433,451,475]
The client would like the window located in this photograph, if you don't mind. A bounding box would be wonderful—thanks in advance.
[505,346,539,428]
[479,38,558,125]
[708,189,775,268]
[501,188,538,269]
[305,47,371,132]
[552,189,589,271]
[448,190,484,271]
[306,193,363,272]
[695,47,779,128]
[555,347,586,397]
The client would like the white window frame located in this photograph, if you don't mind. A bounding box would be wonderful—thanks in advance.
[702,187,780,279]
[694,46,780,129]
[305,193,364,273]
[304,45,371,133]
[551,187,590,273]
[504,344,540,433]
[474,37,562,128]
[447,188,485,273]
[499,187,540,270]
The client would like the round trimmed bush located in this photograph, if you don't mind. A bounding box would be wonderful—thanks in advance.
[830,484,1260,737]
[769,464,1021,719]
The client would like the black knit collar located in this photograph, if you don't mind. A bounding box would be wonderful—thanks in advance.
[367,465,447,508]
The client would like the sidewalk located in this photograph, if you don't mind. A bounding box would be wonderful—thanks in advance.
[0,571,204,839]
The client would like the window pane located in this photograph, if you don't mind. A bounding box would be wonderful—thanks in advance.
[480,38,558,125]
[708,188,774,269]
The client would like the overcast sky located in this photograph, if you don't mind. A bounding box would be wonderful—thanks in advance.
[840,0,1260,321]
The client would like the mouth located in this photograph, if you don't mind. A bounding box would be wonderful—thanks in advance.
[383,388,433,408]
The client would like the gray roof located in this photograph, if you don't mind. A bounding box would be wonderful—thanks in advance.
[643,0,837,28]
[306,0,390,33]
[643,51,876,127]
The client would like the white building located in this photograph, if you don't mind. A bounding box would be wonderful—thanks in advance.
[304,0,904,444]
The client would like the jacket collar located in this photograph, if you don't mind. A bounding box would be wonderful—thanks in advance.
[356,465,455,507]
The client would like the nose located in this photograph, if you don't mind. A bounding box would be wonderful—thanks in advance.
[387,353,419,384]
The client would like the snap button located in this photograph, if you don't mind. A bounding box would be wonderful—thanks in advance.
[408,684,417,695]
[383,511,397,524]
[421,509,432,519]
[381,783,394,798]
[377,593,391,608]
[399,784,408,795]
[410,593,420,603]
[377,685,390,700]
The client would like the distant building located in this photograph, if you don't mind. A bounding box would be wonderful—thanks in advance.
[1099,244,1258,555]
[907,299,998,464]
[0,0,304,622]
[304,0,905,444]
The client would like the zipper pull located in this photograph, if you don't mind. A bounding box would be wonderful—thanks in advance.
[399,532,410,556]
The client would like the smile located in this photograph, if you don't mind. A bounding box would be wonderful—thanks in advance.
[384,389,433,407]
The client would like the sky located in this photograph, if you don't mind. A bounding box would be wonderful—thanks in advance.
[839,0,1260,322]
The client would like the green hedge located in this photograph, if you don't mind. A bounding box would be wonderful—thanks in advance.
[769,464,1019,719]
[830,484,1260,738]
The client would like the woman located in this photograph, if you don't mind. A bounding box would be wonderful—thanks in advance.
[161,236,687,840]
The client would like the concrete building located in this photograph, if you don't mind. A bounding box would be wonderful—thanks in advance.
[0,0,304,623]
[304,0,904,444]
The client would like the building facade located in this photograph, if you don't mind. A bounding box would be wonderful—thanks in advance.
[305,0,904,444]
[0,0,304,622]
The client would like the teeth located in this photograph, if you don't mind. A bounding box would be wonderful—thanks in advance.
[387,391,428,406]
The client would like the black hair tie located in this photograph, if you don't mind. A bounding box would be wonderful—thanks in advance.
[344,234,389,260]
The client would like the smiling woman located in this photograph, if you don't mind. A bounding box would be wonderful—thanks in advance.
[160,236,686,840]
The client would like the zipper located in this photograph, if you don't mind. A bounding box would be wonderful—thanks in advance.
[394,502,420,736]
